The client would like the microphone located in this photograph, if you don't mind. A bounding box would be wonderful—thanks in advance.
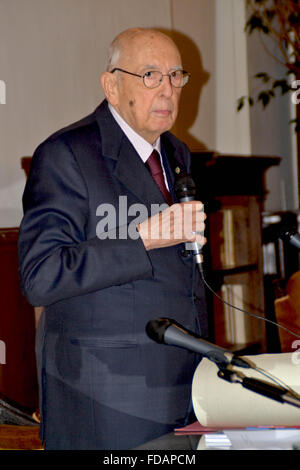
[146,318,252,369]
[174,174,203,265]
[280,228,300,250]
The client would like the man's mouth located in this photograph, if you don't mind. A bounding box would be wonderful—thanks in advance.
[153,109,172,116]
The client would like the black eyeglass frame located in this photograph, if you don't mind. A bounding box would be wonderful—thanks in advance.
[110,67,191,88]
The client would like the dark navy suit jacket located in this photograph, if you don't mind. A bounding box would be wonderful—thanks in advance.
[18,100,208,449]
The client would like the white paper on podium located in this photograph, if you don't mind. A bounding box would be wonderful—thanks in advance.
[192,353,300,428]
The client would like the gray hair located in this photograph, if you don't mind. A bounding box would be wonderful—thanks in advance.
[106,41,121,71]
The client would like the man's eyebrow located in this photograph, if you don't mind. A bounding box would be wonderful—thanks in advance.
[170,65,184,71]
[141,65,160,71]
[141,64,183,71]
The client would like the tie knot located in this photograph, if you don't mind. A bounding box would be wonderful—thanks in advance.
[146,150,162,176]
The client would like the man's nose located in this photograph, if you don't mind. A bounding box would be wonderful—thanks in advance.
[159,74,173,97]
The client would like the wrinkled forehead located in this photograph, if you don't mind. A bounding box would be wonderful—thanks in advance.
[119,31,182,70]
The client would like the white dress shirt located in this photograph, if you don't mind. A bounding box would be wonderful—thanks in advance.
[108,103,170,190]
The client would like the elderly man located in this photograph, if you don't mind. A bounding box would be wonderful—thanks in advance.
[18,28,208,450]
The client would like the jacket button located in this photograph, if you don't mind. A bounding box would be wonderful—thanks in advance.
[180,249,191,258]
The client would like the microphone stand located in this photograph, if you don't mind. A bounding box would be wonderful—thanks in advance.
[217,365,300,409]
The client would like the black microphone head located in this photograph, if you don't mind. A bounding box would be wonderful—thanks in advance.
[174,174,196,200]
[279,227,300,250]
[145,318,173,344]
[279,226,296,241]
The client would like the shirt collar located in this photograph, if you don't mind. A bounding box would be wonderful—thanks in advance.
[108,103,161,163]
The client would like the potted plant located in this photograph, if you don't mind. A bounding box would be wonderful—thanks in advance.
[238,0,300,133]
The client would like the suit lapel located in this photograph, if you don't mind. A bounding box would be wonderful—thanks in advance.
[161,133,190,203]
[94,101,187,207]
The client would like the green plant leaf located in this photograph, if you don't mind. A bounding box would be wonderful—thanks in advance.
[255,72,271,83]
[289,12,300,26]
[272,79,291,95]
[237,97,246,111]
[258,91,271,108]
[265,9,276,22]
[245,14,270,34]
[289,118,300,133]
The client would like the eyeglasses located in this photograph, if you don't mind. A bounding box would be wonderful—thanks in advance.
[110,68,191,88]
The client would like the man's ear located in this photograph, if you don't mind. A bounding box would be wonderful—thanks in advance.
[100,71,119,106]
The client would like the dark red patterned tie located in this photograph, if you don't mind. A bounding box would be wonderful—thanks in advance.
[146,150,173,205]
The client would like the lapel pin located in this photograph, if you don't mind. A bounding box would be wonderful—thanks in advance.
[175,167,180,174]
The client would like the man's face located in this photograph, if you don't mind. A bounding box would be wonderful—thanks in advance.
[104,32,183,144]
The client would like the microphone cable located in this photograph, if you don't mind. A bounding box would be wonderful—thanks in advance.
[254,365,300,399]
[196,260,300,341]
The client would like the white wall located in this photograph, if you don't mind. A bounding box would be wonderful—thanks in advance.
[170,0,216,152]
[0,0,173,226]
[215,0,251,155]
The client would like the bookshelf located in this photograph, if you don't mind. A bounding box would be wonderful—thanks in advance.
[191,152,281,352]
